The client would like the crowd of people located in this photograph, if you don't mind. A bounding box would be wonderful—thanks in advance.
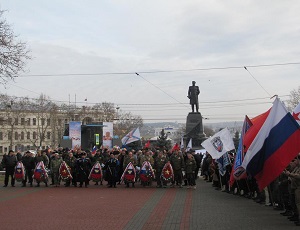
[201,151,300,227]
[0,147,202,190]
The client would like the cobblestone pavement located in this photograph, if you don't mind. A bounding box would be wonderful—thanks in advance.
[0,179,298,230]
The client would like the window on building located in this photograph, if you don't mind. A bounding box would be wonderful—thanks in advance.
[7,117,12,125]
[27,118,30,126]
[8,131,12,140]
[0,117,4,125]
[27,132,30,140]
[47,118,50,126]
[15,118,18,125]
[0,146,3,154]
[21,132,24,140]
[21,118,25,125]
[4,147,8,153]
[47,132,51,139]
[0,132,2,140]
[15,132,18,140]
[33,132,37,139]
[33,118,36,126]
[41,118,45,126]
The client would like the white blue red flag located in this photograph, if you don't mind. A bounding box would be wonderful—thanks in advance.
[201,128,235,159]
[91,146,97,155]
[241,98,300,191]
[121,127,141,145]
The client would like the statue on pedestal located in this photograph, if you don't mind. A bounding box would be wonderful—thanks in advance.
[187,81,200,113]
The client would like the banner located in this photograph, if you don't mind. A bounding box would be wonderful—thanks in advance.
[103,122,113,149]
[69,121,81,149]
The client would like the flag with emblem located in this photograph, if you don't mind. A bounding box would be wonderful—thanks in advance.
[201,128,235,159]
[121,127,141,145]
[216,152,231,176]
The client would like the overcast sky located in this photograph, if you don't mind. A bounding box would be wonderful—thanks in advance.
[1,1,300,124]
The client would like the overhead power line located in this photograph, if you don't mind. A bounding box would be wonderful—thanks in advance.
[18,61,300,77]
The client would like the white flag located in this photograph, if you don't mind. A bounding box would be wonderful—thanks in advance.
[201,128,235,159]
[186,138,192,151]
[121,127,141,145]
[180,136,184,149]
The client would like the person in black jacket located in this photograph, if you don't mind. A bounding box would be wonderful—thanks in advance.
[103,153,120,188]
[75,152,92,188]
[2,150,17,187]
[22,151,35,187]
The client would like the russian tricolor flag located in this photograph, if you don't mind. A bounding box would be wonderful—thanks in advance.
[91,146,97,155]
[242,98,300,191]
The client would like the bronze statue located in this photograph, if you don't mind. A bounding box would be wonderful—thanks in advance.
[187,81,200,113]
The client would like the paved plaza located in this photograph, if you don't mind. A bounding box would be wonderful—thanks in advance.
[0,178,297,230]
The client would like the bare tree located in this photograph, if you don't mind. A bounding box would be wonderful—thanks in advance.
[114,111,143,137]
[0,10,31,85]
[287,86,300,111]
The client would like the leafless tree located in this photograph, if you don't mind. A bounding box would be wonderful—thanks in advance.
[287,86,300,111]
[114,111,143,137]
[0,10,31,85]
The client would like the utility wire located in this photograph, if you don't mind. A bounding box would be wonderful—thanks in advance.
[244,66,271,97]
[18,61,300,77]
[135,72,189,108]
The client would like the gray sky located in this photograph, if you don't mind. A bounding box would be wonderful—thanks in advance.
[1,1,300,123]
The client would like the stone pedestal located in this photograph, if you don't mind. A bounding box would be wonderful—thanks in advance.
[185,112,207,149]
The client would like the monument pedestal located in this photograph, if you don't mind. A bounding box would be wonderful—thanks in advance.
[185,112,207,149]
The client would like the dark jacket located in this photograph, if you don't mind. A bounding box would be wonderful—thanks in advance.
[22,155,35,170]
[2,155,17,168]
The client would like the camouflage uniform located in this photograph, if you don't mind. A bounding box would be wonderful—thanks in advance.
[170,152,185,187]
[185,157,197,188]
[154,154,168,187]
[50,156,63,186]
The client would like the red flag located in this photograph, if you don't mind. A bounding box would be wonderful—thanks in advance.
[243,109,270,152]
[229,111,270,187]
[171,143,180,152]
[144,140,150,149]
